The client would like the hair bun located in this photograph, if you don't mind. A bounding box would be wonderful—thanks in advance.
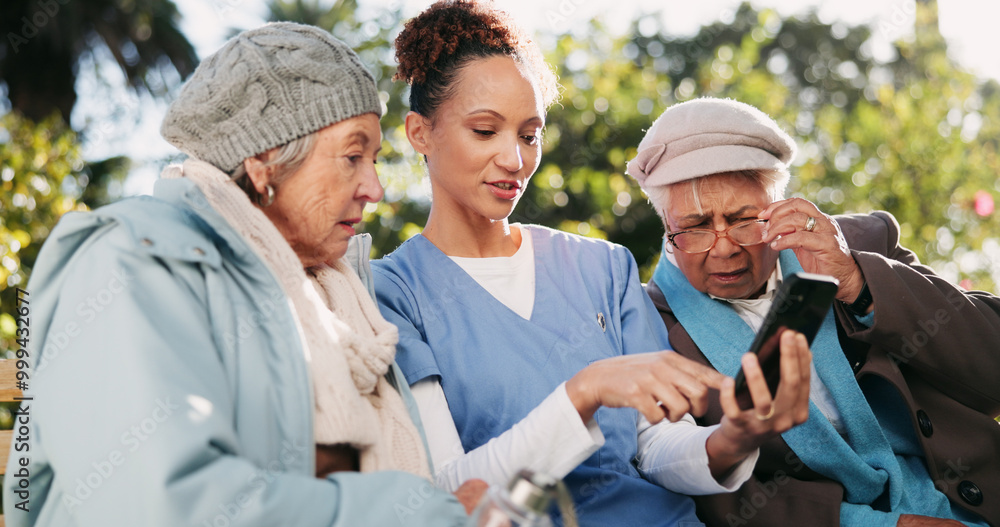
[394,0,522,85]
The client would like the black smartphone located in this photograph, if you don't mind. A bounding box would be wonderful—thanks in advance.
[733,272,839,411]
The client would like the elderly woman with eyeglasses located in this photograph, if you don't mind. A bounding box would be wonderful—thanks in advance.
[2,22,483,527]
[628,97,1000,527]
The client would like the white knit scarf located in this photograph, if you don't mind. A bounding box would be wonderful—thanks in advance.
[164,159,430,479]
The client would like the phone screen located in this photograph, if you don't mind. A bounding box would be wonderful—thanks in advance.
[733,273,839,410]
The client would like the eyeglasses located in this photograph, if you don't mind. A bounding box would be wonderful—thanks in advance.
[666,219,768,254]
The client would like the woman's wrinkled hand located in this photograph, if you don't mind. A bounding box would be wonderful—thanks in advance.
[565,351,727,424]
[706,330,812,478]
[759,197,866,303]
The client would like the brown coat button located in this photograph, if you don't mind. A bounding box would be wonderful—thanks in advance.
[916,410,933,438]
[958,481,983,506]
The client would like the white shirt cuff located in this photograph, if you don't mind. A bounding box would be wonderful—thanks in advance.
[637,419,758,495]
[546,382,605,477]
[413,378,604,491]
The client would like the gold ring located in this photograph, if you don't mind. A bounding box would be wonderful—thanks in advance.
[804,216,817,232]
[755,405,776,421]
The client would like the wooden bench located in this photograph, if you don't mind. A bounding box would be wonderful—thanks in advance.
[0,359,23,527]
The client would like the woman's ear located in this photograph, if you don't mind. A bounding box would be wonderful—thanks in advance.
[243,148,279,195]
[405,111,432,157]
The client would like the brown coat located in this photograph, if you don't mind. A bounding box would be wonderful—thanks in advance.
[646,211,1000,527]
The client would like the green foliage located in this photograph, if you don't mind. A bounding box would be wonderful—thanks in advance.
[4,0,996,311]
[0,0,197,121]
[0,114,93,354]
[0,0,186,357]
[263,1,1000,293]
[527,2,999,290]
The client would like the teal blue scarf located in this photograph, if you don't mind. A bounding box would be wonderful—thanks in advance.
[651,243,987,526]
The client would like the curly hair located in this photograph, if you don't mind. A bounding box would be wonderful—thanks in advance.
[393,0,559,117]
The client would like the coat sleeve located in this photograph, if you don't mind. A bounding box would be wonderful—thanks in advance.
[371,266,446,385]
[9,226,465,527]
[690,471,844,527]
[614,247,673,355]
[837,211,1000,413]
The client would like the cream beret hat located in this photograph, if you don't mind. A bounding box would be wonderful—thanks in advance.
[626,98,796,190]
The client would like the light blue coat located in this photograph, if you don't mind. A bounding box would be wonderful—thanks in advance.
[2,177,465,526]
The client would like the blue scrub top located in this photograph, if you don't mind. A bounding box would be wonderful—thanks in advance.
[373,225,704,527]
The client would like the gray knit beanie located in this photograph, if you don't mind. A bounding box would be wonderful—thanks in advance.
[161,22,381,173]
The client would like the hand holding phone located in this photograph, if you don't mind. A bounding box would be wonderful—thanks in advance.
[706,330,813,479]
[733,272,839,411]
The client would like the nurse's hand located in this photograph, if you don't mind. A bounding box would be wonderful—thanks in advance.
[565,351,726,423]
[454,478,490,515]
[707,331,811,479]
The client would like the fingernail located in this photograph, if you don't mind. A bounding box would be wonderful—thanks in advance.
[761,229,768,239]
[770,241,778,249]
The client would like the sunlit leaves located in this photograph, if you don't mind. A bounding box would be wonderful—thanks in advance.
[0,113,90,352]
[270,0,999,290]
[534,1,997,289]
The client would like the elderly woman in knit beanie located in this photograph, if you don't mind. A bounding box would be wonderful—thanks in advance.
[2,22,481,527]
[628,97,1000,527]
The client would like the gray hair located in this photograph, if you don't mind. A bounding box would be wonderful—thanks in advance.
[230,132,318,204]
[645,168,789,227]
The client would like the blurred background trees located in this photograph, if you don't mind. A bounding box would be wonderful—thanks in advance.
[248,0,1000,294]
[1,0,196,122]
[0,0,197,353]
[2,0,999,357]
[526,0,1000,289]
